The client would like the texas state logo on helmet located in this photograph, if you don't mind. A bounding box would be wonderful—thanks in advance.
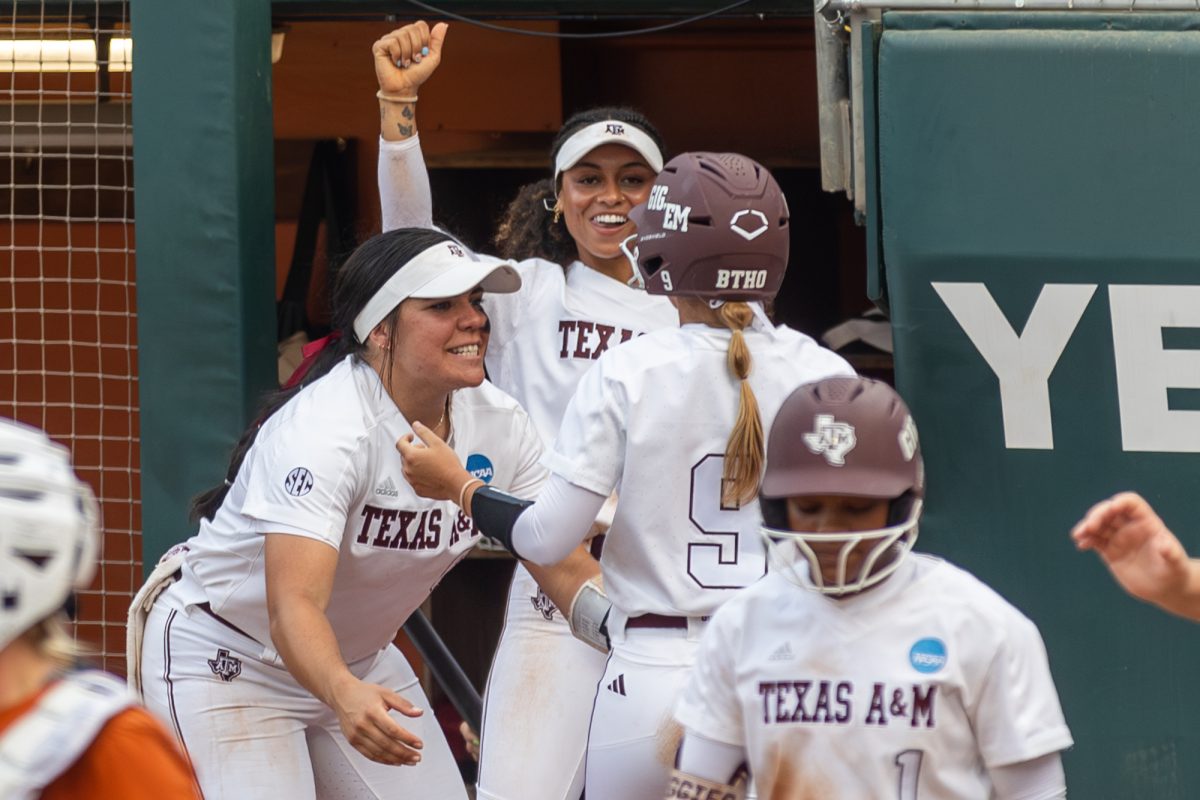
[626,151,790,301]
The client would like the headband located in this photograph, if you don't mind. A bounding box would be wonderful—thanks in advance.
[553,120,664,191]
[352,240,522,343]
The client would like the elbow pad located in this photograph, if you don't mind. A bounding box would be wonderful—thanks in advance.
[568,577,612,653]
[469,485,533,559]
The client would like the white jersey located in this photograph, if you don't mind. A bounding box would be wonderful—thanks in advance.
[378,135,680,448]
[543,323,853,620]
[181,356,547,664]
[483,258,678,448]
[675,555,1074,799]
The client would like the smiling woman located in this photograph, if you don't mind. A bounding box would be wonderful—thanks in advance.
[371,21,681,800]
[128,228,551,800]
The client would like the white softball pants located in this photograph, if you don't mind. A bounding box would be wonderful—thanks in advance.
[139,582,466,800]
[475,563,607,800]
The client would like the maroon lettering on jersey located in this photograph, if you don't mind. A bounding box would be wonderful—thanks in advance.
[865,683,888,726]
[424,509,442,549]
[371,509,400,548]
[356,505,385,544]
[573,321,595,359]
[557,319,641,361]
[592,323,616,358]
[910,684,937,728]
[835,681,852,723]
[558,320,577,358]
[389,510,417,550]
[449,510,474,546]
[756,679,856,726]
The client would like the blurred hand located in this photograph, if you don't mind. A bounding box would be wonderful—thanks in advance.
[1072,491,1191,607]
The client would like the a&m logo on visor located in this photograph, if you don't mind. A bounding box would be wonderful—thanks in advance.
[802,415,857,466]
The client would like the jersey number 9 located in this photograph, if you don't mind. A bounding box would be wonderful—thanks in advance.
[686,454,766,589]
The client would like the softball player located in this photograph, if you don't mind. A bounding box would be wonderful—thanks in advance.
[671,377,1073,799]
[0,418,199,800]
[398,152,855,800]
[132,229,552,800]
[373,23,680,800]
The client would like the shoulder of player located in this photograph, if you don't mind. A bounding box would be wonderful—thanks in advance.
[917,555,1044,635]
[501,255,566,291]
[762,325,854,375]
[454,378,524,410]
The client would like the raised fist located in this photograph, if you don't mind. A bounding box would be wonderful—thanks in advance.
[372,21,448,96]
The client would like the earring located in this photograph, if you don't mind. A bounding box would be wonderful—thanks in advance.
[553,205,563,225]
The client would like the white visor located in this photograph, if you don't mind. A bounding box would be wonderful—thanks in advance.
[352,240,522,343]
[553,120,664,191]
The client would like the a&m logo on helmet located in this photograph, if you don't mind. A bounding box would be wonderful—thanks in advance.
[898,415,918,462]
[803,414,857,466]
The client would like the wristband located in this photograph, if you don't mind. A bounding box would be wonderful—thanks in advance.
[377,90,418,103]
[458,477,485,510]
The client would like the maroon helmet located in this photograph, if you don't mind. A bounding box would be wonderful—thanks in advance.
[758,377,925,594]
[625,152,789,301]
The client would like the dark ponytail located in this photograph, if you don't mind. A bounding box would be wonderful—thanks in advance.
[492,106,665,267]
[190,227,456,523]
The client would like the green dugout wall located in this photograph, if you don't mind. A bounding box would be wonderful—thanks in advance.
[864,11,1200,796]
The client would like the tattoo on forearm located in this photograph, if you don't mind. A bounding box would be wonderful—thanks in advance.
[401,105,414,120]
[398,123,414,137]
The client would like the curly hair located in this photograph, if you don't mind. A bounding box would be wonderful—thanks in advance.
[492,107,664,266]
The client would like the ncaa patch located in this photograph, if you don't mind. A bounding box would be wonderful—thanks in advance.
[466,453,494,484]
[909,638,947,674]
[284,467,314,497]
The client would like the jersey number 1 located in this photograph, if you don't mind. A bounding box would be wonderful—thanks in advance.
[895,749,924,799]
[686,454,765,589]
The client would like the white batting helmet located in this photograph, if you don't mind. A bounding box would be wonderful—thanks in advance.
[0,418,99,649]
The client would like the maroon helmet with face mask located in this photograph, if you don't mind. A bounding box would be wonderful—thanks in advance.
[624,152,789,301]
[758,376,925,595]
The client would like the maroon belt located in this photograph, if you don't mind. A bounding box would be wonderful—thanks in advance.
[625,613,702,629]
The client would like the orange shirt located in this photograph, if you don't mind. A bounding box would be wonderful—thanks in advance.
[0,683,201,800]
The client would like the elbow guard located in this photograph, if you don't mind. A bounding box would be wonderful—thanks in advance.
[469,485,533,559]
[568,577,612,653]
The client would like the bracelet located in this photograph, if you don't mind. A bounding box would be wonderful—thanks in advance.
[377,90,418,103]
[458,477,485,510]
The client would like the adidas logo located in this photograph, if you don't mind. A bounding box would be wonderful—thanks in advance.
[375,477,399,497]
[768,642,795,662]
[606,674,627,696]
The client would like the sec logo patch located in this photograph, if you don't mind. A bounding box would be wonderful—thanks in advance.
[465,453,494,484]
[284,467,314,497]
[909,638,947,674]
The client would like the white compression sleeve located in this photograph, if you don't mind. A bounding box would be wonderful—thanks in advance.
[675,730,747,784]
[378,135,434,231]
[990,752,1067,800]
[511,473,606,565]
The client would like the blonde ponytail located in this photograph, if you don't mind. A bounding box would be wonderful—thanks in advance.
[719,302,764,507]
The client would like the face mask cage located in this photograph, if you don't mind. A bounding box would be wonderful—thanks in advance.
[619,233,645,289]
[759,499,922,596]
